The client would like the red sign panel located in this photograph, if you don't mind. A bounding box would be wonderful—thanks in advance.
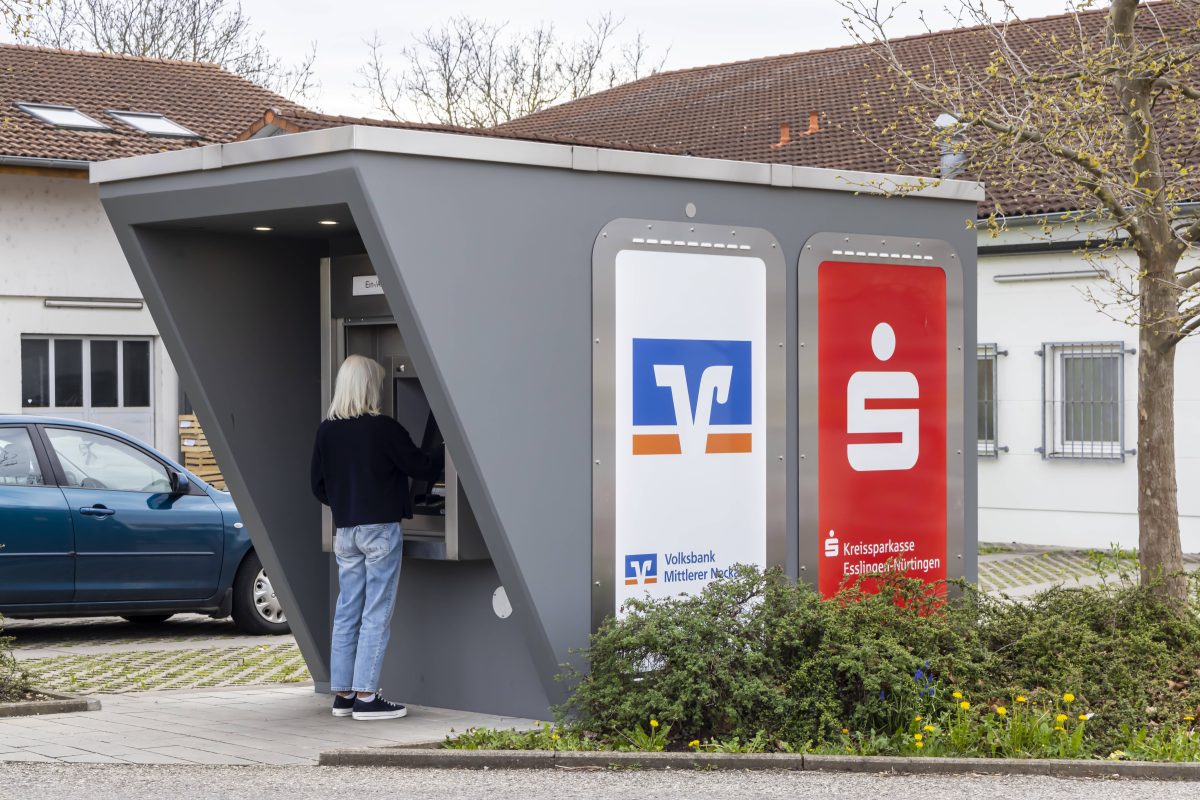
[818,261,947,597]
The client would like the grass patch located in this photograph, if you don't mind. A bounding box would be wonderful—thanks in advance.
[0,615,32,702]
[22,643,310,693]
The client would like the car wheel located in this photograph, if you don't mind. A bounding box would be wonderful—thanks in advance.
[122,614,173,625]
[232,551,290,635]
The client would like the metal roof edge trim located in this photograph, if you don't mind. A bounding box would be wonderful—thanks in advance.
[3,155,91,170]
[89,124,985,202]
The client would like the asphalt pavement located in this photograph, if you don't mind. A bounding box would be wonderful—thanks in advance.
[3,764,1197,799]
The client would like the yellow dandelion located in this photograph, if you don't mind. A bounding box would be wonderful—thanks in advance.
[551,733,560,741]
[1063,693,1075,704]
[1054,725,1066,733]
[1184,716,1195,722]
[952,691,963,700]
[1015,695,1027,704]
[1056,714,1069,723]
[915,741,924,749]
[914,733,923,742]
[914,715,922,722]
[996,707,1008,717]
[650,719,660,729]
[841,728,850,735]
[688,739,700,748]
[959,701,971,710]
[923,724,935,732]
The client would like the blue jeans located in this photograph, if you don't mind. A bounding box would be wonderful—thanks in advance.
[330,522,403,694]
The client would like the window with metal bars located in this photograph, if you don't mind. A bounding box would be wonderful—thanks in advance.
[1038,341,1130,460]
[977,343,1002,456]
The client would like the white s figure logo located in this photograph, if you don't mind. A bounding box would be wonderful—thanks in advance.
[847,322,919,472]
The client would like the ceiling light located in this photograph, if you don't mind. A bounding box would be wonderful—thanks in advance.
[318,220,338,226]
[253,226,273,232]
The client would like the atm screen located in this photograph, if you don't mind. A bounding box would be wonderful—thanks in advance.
[410,411,446,515]
[391,374,446,517]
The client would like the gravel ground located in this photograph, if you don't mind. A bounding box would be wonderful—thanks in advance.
[2,765,1198,800]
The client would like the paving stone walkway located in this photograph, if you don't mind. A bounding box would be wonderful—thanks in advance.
[0,684,529,765]
[2,544,1198,767]
[976,543,1200,598]
[5,616,311,694]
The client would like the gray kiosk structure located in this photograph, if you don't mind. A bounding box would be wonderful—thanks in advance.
[92,126,983,718]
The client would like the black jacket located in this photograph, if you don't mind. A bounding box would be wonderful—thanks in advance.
[310,415,442,528]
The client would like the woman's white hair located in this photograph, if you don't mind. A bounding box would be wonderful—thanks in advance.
[327,355,386,420]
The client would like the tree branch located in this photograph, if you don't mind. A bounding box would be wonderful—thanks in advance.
[963,111,1145,244]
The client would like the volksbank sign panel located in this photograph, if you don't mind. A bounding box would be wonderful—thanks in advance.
[600,234,783,616]
[93,127,979,718]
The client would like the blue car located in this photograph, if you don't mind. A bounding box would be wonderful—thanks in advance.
[0,416,288,635]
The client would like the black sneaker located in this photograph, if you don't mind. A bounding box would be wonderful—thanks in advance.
[331,694,355,717]
[352,695,408,721]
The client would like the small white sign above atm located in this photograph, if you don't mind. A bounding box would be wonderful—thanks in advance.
[352,275,384,296]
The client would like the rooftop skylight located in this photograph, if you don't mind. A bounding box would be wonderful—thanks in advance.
[108,111,199,138]
[16,103,111,131]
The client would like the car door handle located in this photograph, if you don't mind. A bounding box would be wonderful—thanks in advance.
[79,505,116,517]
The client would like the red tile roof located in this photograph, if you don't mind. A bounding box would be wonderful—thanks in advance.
[1,43,304,163]
[492,2,1197,217]
[234,107,688,155]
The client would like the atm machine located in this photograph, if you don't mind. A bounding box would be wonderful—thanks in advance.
[324,252,489,562]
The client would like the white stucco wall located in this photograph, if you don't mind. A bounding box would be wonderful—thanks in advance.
[0,172,179,457]
[977,230,1200,553]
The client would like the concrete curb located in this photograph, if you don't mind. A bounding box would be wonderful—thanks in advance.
[317,747,1200,779]
[0,689,100,718]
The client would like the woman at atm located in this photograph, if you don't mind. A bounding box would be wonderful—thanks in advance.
[310,354,442,721]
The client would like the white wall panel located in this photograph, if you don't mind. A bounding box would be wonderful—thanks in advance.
[0,174,179,456]
[978,241,1200,553]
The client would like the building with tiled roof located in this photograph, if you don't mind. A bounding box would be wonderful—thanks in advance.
[2,43,303,167]
[1,43,305,453]
[492,3,1196,219]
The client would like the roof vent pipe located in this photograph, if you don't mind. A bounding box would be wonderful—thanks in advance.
[935,113,967,178]
[770,112,820,149]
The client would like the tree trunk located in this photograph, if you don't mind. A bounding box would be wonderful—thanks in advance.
[1137,284,1187,603]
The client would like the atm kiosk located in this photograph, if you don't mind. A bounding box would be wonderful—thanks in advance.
[93,124,981,719]
[326,253,488,562]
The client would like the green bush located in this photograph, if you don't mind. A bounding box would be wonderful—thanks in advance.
[0,614,31,703]
[558,566,1200,757]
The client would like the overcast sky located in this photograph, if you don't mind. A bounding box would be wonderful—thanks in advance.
[2,0,1070,117]
[231,0,1066,117]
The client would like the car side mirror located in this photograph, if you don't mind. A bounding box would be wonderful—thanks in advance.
[169,469,191,495]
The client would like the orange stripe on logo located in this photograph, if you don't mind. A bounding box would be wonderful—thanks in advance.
[705,433,753,454]
[632,434,682,455]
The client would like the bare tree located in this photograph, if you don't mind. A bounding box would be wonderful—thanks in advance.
[357,13,667,126]
[2,0,45,37]
[20,0,319,104]
[839,0,1200,602]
